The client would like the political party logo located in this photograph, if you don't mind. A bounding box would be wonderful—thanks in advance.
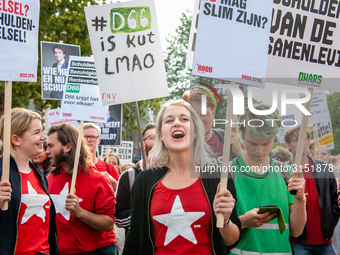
[298,72,322,85]
[66,84,80,93]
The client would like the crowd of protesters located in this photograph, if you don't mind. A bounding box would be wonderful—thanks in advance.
[0,86,340,255]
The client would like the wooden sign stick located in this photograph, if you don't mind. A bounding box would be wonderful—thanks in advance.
[217,82,238,228]
[1,81,12,211]
[292,88,313,176]
[106,145,110,162]
[70,120,84,194]
[314,123,320,159]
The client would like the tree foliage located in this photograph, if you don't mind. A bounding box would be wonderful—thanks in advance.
[327,92,340,155]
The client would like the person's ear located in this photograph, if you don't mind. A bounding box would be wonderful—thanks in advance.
[212,108,216,117]
[11,134,21,147]
[65,143,72,153]
[159,131,163,141]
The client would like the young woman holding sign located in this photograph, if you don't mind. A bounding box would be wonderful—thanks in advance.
[123,100,241,255]
[0,108,58,255]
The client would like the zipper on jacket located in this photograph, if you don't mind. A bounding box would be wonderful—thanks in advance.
[13,173,22,254]
[147,168,169,254]
[200,178,217,255]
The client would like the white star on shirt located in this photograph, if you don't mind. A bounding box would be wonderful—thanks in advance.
[50,182,83,221]
[152,195,205,245]
[21,181,50,224]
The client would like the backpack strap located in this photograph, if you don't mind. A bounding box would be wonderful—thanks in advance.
[104,161,110,174]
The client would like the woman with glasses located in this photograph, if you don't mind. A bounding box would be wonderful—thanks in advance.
[123,100,241,255]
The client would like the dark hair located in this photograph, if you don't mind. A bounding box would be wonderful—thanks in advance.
[284,125,310,144]
[48,124,92,175]
[142,124,156,138]
[52,45,66,55]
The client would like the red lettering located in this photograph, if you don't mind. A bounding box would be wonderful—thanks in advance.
[209,67,213,73]
[14,1,19,14]
[63,113,72,117]
[198,64,201,71]
[8,0,13,13]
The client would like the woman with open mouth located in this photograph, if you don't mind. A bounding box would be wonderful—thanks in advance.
[123,99,241,255]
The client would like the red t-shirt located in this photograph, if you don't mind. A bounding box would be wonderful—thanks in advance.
[47,165,116,255]
[95,158,118,248]
[16,169,51,255]
[293,158,332,245]
[150,178,213,255]
[96,158,120,181]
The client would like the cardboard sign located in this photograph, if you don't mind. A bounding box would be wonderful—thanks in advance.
[99,141,134,164]
[47,108,79,128]
[315,121,334,149]
[267,0,340,92]
[300,89,331,124]
[97,104,122,146]
[60,56,107,122]
[41,41,81,100]
[84,0,169,106]
[0,0,39,81]
[192,0,272,87]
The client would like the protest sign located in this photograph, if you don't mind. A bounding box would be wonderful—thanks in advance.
[315,121,334,149]
[97,104,122,146]
[186,0,199,68]
[99,141,134,164]
[267,0,340,92]
[41,41,80,100]
[47,108,79,128]
[84,0,168,106]
[0,0,39,81]
[300,89,330,124]
[278,114,296,143]
[192,0,272,88]
[60,56,107,122]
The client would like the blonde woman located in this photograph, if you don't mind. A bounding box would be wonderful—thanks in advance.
[123,100,241,255]
[0,108,58,255]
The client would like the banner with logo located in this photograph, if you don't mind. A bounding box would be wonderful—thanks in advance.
[99,141,134,164]
[85,0,168,106]
[267,0,340,92]
[192,0,272,88]
[41,41,81,100]
[60,56,107,122]
[0,0,39,81]
[47,108,79,128]
[97,104,122,146]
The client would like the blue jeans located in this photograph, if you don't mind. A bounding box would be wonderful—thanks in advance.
[293,243,336,255]
[90,244,117,255]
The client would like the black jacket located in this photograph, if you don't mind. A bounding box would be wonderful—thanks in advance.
[0,157,59,255]
[290,156,340,242]
[115,161,142,228]
[123,166,241,255]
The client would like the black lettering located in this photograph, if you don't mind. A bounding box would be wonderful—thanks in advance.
[132,54,142,71]
[144,53,154,68]
[105,57,114,74]
[116,56,130,73]
[107,35,115,51]
[126,35,136,48]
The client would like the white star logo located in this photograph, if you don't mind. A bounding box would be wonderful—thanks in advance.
[50,182,83,221]
[152,195,205,245]
[21,181,50,224]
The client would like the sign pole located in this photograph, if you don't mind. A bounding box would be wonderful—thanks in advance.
[134,102,147,170]
[216,82,238,228]
[70,120,84,194]
[1,81,12,211]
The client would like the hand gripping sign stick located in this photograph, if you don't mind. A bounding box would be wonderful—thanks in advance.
[70,120,84,194]
[216,82,238,228]
[290,88,313,195]
[1,81,12,211]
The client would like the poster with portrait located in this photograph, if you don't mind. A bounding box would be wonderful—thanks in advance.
[41,41,81,100]
[97,104,122,146]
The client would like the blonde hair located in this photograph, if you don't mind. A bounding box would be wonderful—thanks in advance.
[149,99,213,168]
[0,108,42,155]
[84,122,101,136]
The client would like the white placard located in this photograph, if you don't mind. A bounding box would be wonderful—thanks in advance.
[85,0,168,106]
[186,0,199,68]
[100,141,134,164]
[300,89,331,124]
[278,114,296,143]
[192,0,272,88]
[47,108,79,128]
[0,0,39,81]
[315,121,334,149]
[267,0,340,92]
[60,56,107,122]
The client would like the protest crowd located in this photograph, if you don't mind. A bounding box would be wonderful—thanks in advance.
[1,0,340,254]
[1,84,340,255]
